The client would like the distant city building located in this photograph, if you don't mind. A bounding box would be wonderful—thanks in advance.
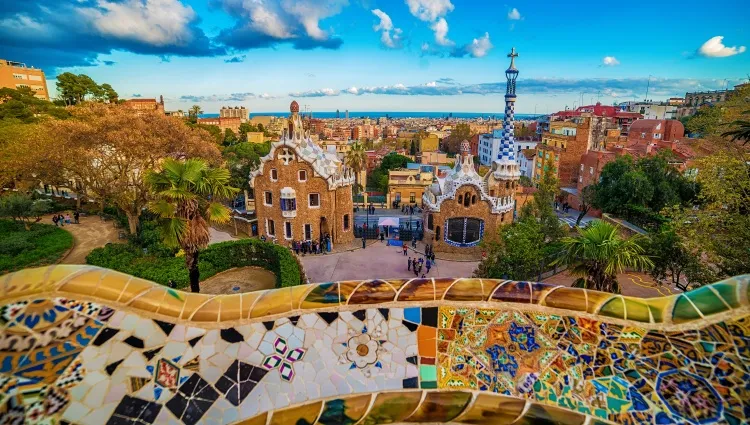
[678,83,748,118]
[220,106,248,123]
[387,168,433,206]
[477,130,537,167]
[620,101,678,120]
[345,110,349,119]
[197,116,241,133]
[336,109,340,119]
[627,119,684,146]
[419,134,440,152]
[423,48,521,254]
[0,59,49,100]
[551,103,641,135]
[123,95,165,113]
[518,149,536,179]
[250,101,355,245]
[246,132,265,143]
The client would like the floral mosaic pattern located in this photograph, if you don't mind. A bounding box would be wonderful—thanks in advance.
[0,266,748,425]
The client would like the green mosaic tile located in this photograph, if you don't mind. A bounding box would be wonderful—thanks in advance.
[686,286,729,317]
[672,295,703,323]
[598,297,626,320]
[712,282,739,308]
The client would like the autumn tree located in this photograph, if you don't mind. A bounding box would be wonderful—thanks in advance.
[3,104,222,233]
[442,123,472,154]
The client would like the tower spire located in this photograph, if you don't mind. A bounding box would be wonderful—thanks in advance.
[497,47,519,163]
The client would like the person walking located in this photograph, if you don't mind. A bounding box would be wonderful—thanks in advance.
[412,236,417,248]
[407,257,411,271]
[52,215,59,227]
[58,214,65,227]
[65,213,71,224]
[73,211,80,224]
[402,244,408,256]
[426,258,432,274]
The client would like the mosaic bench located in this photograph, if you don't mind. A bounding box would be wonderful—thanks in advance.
[0,265,748,424]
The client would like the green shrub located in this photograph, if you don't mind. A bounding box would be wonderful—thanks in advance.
[86,238,303,290]
[0,220,74,274]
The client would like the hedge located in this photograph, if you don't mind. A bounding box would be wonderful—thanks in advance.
[86,238,304,290]
[0,220,74,274]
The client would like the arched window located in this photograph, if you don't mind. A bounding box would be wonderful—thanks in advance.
[343,214,350,230]
[457,194,463,204]
[435,226,441,240]
[471,195,477,205]
[428,213,434,230]
[445,218,483,247]
[506,181,510,189]
[463,194,470,207]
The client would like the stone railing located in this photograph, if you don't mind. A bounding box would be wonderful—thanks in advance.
[1,265,748,425]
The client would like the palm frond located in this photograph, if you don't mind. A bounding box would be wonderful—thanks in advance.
[160,217,187,247]
[206,202,232,224]
[147,199,176,218]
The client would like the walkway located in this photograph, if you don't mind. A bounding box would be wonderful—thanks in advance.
[209,227,237,245]
[44,214,120,264]
[543,270,679,298]
[200,267,276,294]
[300,241,478,283]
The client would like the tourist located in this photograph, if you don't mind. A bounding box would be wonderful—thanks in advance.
[412,258,418,272]
[421,274,426,278]
[58,214,65,226]
[65,213,71,224]
[73,211,80,224]
[260,235,267,242]
[293,241,300,255]
[402,244,408,256]
[52,215,59,227]
[413,265,419,276]
[407,257,411,271]
[380,233,384,242]
[426,258,432,274]
[412,236,417,248]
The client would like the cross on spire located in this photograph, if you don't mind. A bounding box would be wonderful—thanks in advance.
[507,47,518,59]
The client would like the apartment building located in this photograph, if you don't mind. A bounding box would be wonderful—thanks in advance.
[0,59,49,100]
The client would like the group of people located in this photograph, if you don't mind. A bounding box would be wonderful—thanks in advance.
[400,204,421,215]
[554,200,571,213]
[291,234,332,256]
[406,244,436,278]
[51,211,79,227]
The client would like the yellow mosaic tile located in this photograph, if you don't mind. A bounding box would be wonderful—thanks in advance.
[249,288,293,318]
[453,393,525,424]
[268,400,322,425]
[443,278,485,301]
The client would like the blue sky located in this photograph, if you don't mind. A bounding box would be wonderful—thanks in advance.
[1,0,748,113]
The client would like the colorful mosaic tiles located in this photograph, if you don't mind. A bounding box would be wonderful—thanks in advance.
[0,266,748,424]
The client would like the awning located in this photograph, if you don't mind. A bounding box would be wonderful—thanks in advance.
[377,217,400,227]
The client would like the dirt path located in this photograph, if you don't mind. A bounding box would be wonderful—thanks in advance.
[44,214,120,264]
[200,267,277,294]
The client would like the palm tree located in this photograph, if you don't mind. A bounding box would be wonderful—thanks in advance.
[553,220,653,294]
[146,158,238,293]
[189,105,203,120]
[721,110,750,145]
[345,141,367,193]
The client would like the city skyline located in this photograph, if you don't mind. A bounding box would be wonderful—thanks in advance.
[1,0,748,113]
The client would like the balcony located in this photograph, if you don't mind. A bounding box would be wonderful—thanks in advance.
[1,265,747,425]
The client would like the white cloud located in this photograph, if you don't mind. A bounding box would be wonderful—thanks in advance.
[406,0,454,22]
[258,93,275,99]
[289,88,341,97]
[698,36,746,58]
[372,9,402,49]
[80,0,197,46]
[466,32,492,58]
[431,18,453,46]
[346,87,359,94]
[507,7,521,20]
[426,81,437,87]
[602,56,620,66]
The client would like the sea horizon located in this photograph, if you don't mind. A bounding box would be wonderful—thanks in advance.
[199,112,544,120]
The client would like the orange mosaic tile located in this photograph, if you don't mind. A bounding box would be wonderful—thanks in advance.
[417,325,437,357]
[443,278,485,301]
[397,278,435,301]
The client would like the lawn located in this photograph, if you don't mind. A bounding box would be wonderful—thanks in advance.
[0,219,74,274]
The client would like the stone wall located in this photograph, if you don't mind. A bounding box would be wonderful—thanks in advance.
[254,149,354,245]
[1,265,748,425]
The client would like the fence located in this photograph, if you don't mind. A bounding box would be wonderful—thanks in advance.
[354,225,423,241]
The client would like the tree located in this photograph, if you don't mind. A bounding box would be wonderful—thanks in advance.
[188,105,203,122]
[345,141,367,194]
[0,193,52,230]
[666,151,750,278]
[529,166,566,242]
[576,185,596,226]
[410,139,417,156]
[146,159,238,292]
[646,228,715,289]
[55,73,116,105]
[442,123,471,154]
[222,142,269,189]
[683,106,722,136]
[2,104,224,233]
[380,153,413,171]
[721,110,750,146]
[224,128,238,145]
[474,215,545,280]
[100,84,119,103]
[553,220,653,294]
[0,88,69,122]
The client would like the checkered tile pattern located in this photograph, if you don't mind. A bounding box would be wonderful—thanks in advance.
[497,97,516,161]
